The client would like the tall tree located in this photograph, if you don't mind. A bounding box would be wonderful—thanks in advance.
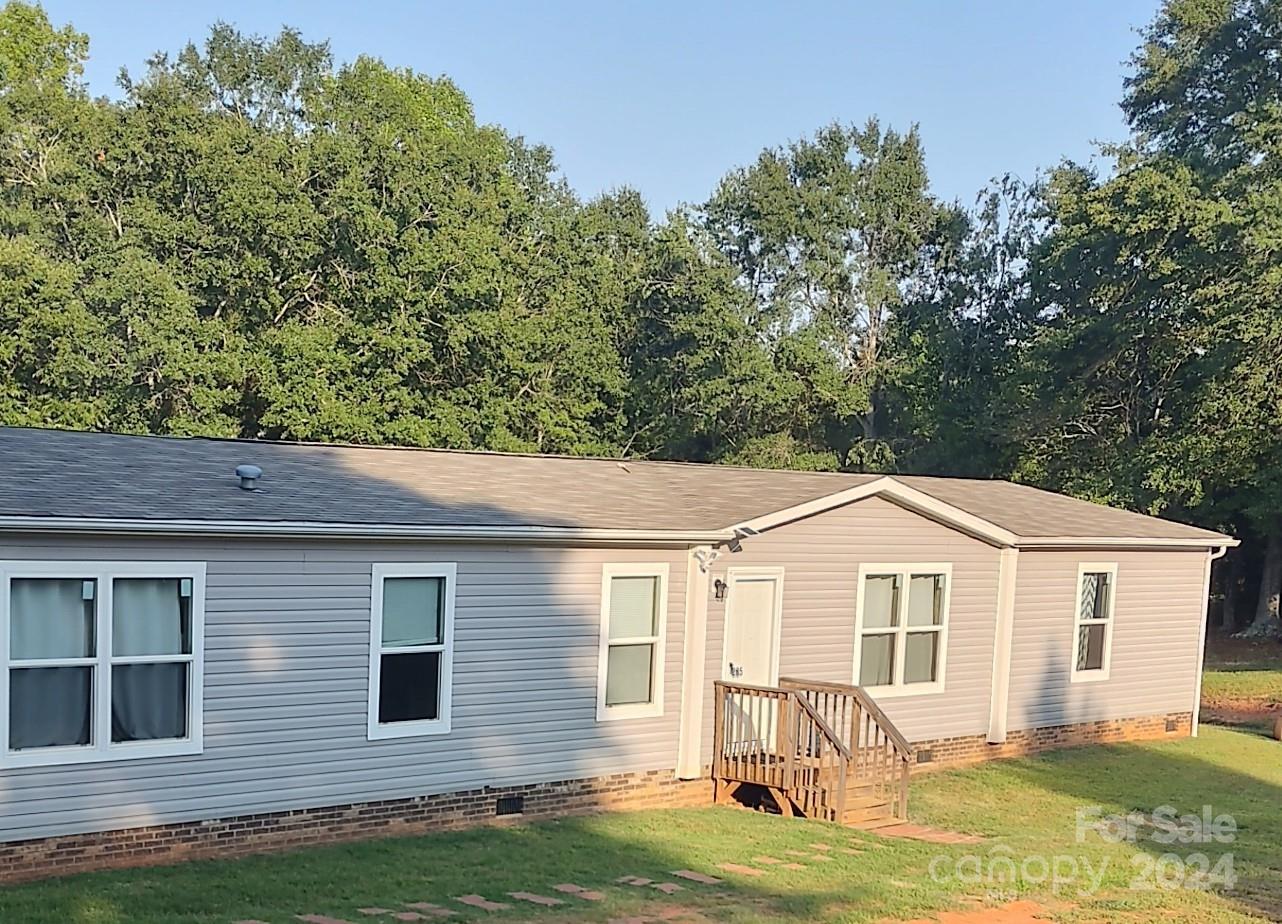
[701,121,951,469]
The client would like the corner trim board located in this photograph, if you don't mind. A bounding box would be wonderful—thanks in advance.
[986,547,1019,743]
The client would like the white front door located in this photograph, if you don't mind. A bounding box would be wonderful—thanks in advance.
[722,569,783,686]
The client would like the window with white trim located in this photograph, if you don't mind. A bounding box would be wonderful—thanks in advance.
[1072,563,1116,681]
[597,564,668,721]
[854,564,950,695]
[368,563,456,739]
[1,561,206,768]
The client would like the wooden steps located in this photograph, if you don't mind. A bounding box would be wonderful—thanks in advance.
[713,678,913,830]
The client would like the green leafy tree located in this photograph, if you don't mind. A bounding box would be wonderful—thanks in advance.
[701,121,952,469]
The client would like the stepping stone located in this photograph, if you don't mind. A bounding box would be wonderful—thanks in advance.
[616,875,654,885]
[404,904,456,918]
[670,870,722,884]
[234,921,271,924]
[358,912,392,917]
[783,849,811,858]
[509,891,564,907]
[752,855,783,865]
[652,882,683,894]
[551,883,605,900]
[808,853,833,862]
[455,895,509,911]
[809,842,832,851]
[298,917,355,924]
[716,863,766,877]
[392,915,425,922]
[782,862,806,870]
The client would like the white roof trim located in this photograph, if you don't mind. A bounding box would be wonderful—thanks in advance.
[729,476,1236,549]
[0,515,735,545]
[1014,536,1238,549]
[732,476,1020,546]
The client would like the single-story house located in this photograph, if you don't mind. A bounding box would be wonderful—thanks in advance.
[0,427,1235,880]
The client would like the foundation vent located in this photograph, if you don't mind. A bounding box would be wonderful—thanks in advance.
[495,795,524,816]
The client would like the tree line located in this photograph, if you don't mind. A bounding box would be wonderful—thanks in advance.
[1,0,1279,633]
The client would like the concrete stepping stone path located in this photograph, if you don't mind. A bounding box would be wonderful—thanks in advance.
[454,895,510,912]
[297,916,355,924]
[404,903,456,917]
[507,892,565,907]
[551,883,606,901]
[716,862,766,877]
[670,870,722,884]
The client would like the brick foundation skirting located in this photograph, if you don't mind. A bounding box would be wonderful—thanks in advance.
[0,711,1191,883]
[911,711,1194,771]
[0,768,711,884]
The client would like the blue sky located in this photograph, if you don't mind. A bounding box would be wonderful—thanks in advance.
[45,0,1160,217]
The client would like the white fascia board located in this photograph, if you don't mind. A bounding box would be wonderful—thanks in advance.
[1013,536,1240,550]
[0,516,735,546]
[732,477,1019,547]
[729,478,1238,551]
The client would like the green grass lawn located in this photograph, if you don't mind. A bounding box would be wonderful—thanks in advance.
[0,727,1278,923]
[1202,636,1282,708]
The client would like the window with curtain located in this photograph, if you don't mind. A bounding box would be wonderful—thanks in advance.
[856,565,950,694]
[1073,565,1116,681]
[367,563,456,739]
[597,564,668,721]
[2,563,205,768]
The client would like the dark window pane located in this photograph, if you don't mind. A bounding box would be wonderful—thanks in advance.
[10,578,95,659]
[1077,624,1107,671]
[859,634,895,687]
[379,651,441,724]
[112,663,188,742]
[113,579,191,656]
[9,666,92,750]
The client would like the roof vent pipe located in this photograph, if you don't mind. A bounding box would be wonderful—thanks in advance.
[235,464,263,491]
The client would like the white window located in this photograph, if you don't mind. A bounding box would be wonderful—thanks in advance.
[1072,563,1116,682]
[0,561,206,768]
[853,563,951,697]
[596,563,668,721]
[367,563,456,739]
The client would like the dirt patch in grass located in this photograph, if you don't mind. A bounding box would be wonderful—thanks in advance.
[1202,700,1281,728]
[878,898,1055,924]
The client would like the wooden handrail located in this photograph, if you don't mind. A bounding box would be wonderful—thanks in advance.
[793,693,852,761]
[779,676,915,757]
[714,677,913,824]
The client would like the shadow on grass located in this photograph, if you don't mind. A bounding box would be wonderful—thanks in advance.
[0,806,985,924]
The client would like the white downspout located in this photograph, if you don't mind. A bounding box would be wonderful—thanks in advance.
[1191,545,1229,737]
[676,545,717,779]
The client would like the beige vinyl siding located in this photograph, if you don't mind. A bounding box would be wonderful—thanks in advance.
[0,535,687,842]
[1006,549,1207,730]
[703,495,1002,745]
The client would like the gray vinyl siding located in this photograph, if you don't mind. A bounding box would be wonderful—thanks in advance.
[0,535,688,842]
[702,495,1003,746]
[1006,549,1207,730]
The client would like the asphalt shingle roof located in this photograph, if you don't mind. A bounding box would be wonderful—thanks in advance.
[0,427,1230,543]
